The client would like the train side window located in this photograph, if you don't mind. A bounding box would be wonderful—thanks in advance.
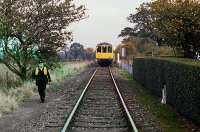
[103,46,107,53]
[108,46,112,53]
[97,46,101,53]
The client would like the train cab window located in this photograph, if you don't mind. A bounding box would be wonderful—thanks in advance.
[108,46,112,53]
[97,46,101,53]
[103,46,107,53]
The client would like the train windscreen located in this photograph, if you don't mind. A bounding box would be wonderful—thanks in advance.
[97,46,101,53]
[108,46,112,53]
[103,46,107,53]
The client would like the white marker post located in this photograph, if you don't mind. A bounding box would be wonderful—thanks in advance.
[161,84,167,104]
[122,48,126,57]
[117,53,120,64]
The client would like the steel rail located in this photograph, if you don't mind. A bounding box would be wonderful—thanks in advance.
[61,68,98,132]
[109,67,138,132]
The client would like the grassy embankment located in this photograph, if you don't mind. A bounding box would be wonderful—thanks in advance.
[119,69,191,132]
[0,61,91,117]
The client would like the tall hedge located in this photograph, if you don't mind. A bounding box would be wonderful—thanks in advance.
[133,57,200,124]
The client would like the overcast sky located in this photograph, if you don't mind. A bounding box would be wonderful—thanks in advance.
[70,0,151,48]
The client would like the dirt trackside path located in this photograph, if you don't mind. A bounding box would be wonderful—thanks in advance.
[0,67,95,132]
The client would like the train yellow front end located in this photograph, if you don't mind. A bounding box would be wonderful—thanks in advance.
[96,43,113,66]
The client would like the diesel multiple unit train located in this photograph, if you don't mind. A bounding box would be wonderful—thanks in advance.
[96,43,113,66]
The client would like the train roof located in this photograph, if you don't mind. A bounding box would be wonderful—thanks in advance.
[97,43,112,46]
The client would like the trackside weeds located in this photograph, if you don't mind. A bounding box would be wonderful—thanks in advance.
[0,61,92,118]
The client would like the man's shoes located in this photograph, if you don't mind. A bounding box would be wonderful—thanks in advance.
[41,98,45,103]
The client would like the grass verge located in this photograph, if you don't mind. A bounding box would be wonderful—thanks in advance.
[119,69,190,132]
[50,61,91,90]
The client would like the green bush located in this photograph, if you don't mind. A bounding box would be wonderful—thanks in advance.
[133,57,200,124]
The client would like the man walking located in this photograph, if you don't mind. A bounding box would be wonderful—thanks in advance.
[34,61,51,103]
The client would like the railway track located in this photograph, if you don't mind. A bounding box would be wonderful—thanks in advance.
[61,67,138,132]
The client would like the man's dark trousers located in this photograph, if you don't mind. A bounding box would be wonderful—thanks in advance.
[38,84,46,102]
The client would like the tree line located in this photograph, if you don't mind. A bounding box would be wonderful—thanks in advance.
[119,0,200,58]
[57,42,95,61]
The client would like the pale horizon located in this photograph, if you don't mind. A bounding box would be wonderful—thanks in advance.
[70,0,151,49]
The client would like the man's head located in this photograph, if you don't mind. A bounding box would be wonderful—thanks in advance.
[39,60,44,69]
